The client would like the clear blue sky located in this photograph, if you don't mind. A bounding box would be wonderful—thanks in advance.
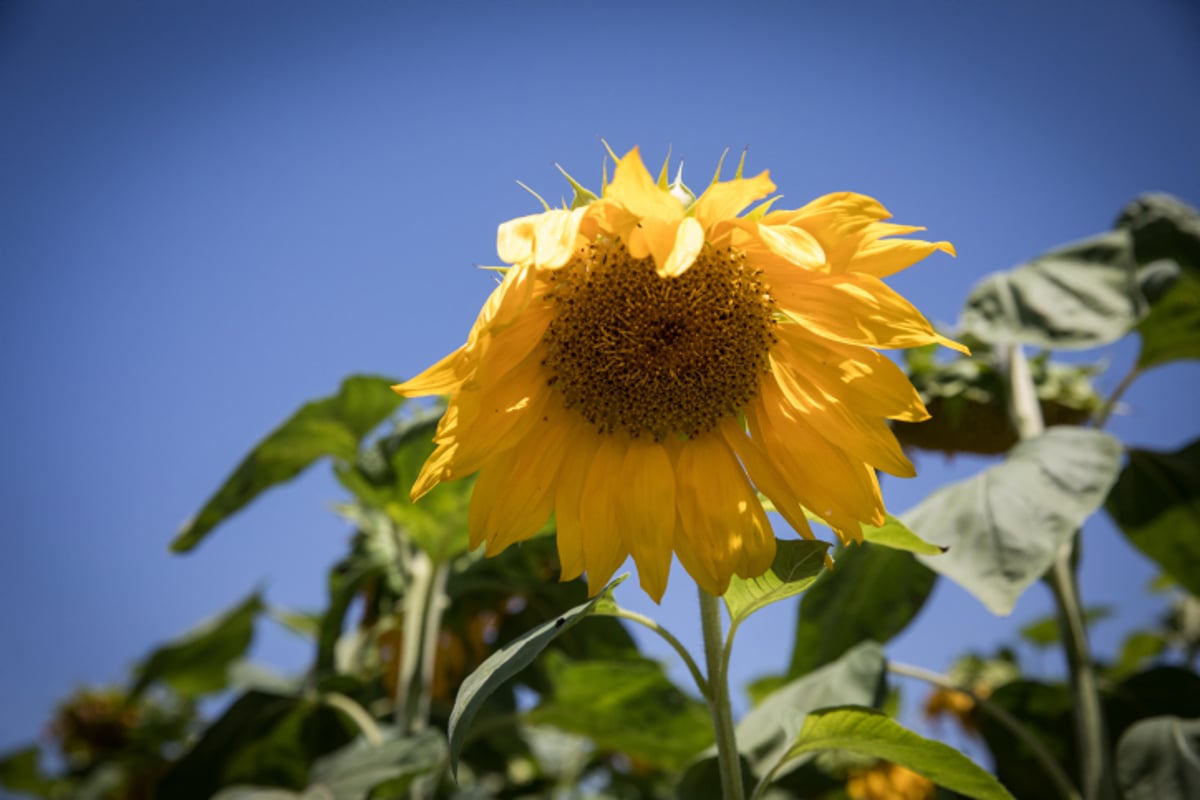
[2,0,1198,760]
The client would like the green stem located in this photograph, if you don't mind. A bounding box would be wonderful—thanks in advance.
[1005,344,1115,800]
[609,607,710,699]
[396,549,434,733]
[414,560,450,731]
[322,691,384,746]
[887,661,1081,800]
[699,587,745,800]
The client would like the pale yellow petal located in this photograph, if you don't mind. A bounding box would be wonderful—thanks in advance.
[657,216,704,278]
[756,223,827,270]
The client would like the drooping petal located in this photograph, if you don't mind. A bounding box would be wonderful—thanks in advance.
[468,415,572,553]
[617,439,676,602]
[674,430,775,595]
[553,415,603,582]
[578,434,631,595]
[749,375,887,537]
[769,350,916,477]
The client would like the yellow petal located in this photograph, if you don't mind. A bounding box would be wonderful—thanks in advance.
[775,326,929,422]
[657,216,704,278]
[496,208,585,268]
[617,439,676,602]
[468,415,571,554]
[393,346,473,397]
[578,434,630,595]
[553,417,601,582]
[756,222,827,270]
[772,271,969,354]
[718,418,817,542]
[692,170,776,234]
[605,147,685,223]
[847,236,955,279]
[674,431,775,595]
[770,351,915,477]
[749,377,886,532]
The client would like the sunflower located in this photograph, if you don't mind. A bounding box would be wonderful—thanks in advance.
[395,147,963,602]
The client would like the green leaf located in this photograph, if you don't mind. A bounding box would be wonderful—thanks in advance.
[724,539,830,625]
[908,427,1122,615]
[961,231,1143,349]
[132,592,263,698]
[172,375,403,552]
[1019,606,1111,648]
[156,691,358,800]
[1136,269,1200,369]
[739,642,886,775]
[527,655,713,770]
[0,747,61,797]
[306,730,446,799]
[335,410,473,563]
[1117,194,1200,368]
[788,544,935,677]
[447,575,627,777]
[768,706,1015,800]
[1117,716,1200,800]
[1106,439,1200,595]
[1108,632,1168,680]
[861,514,946,555]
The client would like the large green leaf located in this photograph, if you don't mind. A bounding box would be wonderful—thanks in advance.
[788,544,935,676]
[765,706,1014,800]
[1117,194,1200,369]
[447,576,626,776]
[1106,439,1200,595]
[527,654,713,770]
[908,427,1122,615]
[172,375,402,552]
[961,231,1143,350]
[132,592,263,698]
[724,539,830,626]
[1116,716,1200,800]
[739,642,886,775]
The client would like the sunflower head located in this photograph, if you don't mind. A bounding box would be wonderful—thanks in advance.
[396,147,963,601]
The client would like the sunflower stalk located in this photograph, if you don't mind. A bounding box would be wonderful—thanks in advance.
[699,588,745,800]
[395,549,449,736]
[1003,344,1116,800]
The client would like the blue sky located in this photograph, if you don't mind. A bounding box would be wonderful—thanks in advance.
[2,0,1198,760]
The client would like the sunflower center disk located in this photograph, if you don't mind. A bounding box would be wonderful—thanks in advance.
[542,240,777,440]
